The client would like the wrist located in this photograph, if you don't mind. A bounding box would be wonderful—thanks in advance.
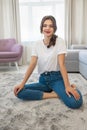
[65,85,71,89]
[21,81,25,86]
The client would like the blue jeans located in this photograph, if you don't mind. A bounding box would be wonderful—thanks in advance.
[17,71,83,109]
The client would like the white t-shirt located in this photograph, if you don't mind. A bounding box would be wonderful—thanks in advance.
[32,37,67,74]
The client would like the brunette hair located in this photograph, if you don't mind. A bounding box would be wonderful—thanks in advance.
[40,15,58,48]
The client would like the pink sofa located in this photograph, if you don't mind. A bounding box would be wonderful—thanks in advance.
[0,38,23,70]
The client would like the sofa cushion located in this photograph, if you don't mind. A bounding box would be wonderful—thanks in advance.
[79,51,87,64]
[0,52,19,58]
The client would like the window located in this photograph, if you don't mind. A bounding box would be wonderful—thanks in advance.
[19,0,65,42]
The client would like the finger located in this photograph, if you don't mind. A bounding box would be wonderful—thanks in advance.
[16,88,22,95]
[15,89,18,96]
[14,87,19,96]
[15,89,20,95]
[66,90,71,97]
[14,88,17,96]
[74,91,80,100]
[72,90,80,100]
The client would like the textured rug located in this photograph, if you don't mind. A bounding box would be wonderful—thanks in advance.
[0,70,87,130]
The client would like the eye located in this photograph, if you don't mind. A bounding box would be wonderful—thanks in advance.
[43,24,47,27]
[49,25,54,28]
[43,24,54,28]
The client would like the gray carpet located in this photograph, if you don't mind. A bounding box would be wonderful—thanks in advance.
[0,71,87,130]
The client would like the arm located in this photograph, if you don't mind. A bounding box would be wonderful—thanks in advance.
[58,54,80,100]
[58,54,71,88]
[21,56,37,85]
[14,56,37,95]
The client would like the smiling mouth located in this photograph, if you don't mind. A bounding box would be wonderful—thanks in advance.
[45,31,51,33]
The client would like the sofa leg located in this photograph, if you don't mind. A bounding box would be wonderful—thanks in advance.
[15,62,19,71]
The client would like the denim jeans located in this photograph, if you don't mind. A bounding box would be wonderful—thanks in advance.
[17,71,83,109]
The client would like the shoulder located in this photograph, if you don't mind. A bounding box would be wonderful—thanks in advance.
[56,37,66,47]
[55,37,67,54]
[56,37,65,44]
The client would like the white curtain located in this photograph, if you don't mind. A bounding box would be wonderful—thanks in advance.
[65,0,87,48]
[0,0,4,38]
[65,0,72,48]
[0,0,21,43]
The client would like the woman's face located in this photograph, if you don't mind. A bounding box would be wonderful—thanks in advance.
[42,19,54,38]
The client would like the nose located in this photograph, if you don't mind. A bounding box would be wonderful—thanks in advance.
[46,25,50,29]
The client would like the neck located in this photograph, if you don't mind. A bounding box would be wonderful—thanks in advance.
[43,36,51,46]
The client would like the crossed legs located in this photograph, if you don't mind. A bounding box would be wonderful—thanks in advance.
[17,82,58,100]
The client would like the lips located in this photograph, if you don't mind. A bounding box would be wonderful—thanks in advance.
[45,31,51,33]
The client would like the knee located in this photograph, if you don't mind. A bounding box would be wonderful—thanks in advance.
[66,94,83,109]
[16,90,24,100]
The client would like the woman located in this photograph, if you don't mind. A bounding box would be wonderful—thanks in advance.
[14,15,83,109]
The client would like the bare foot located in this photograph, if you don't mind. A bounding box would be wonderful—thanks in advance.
[43,91,58,99]
[51,91,59,98]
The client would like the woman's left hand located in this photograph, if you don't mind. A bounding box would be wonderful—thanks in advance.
[65,84,80,100]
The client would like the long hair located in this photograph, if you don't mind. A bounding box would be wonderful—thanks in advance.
[40,15,58,48]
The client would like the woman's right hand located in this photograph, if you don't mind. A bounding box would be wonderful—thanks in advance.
[14,83,24,96]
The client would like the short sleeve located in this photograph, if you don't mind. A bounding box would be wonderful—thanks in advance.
[57,38,67,55]
[31,43,38,56]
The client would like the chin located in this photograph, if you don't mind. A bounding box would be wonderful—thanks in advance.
[45,34,52,37]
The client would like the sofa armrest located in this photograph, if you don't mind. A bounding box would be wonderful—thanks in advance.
[71,45,87,49]
[11,44,23,54]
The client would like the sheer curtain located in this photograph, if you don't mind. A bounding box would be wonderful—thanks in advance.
[65,0,87,48]
[0,0,21,43]
[65,0,72,48]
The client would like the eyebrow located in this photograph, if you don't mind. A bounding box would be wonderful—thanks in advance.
[43,24,53,25]
[43,24,54,26]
